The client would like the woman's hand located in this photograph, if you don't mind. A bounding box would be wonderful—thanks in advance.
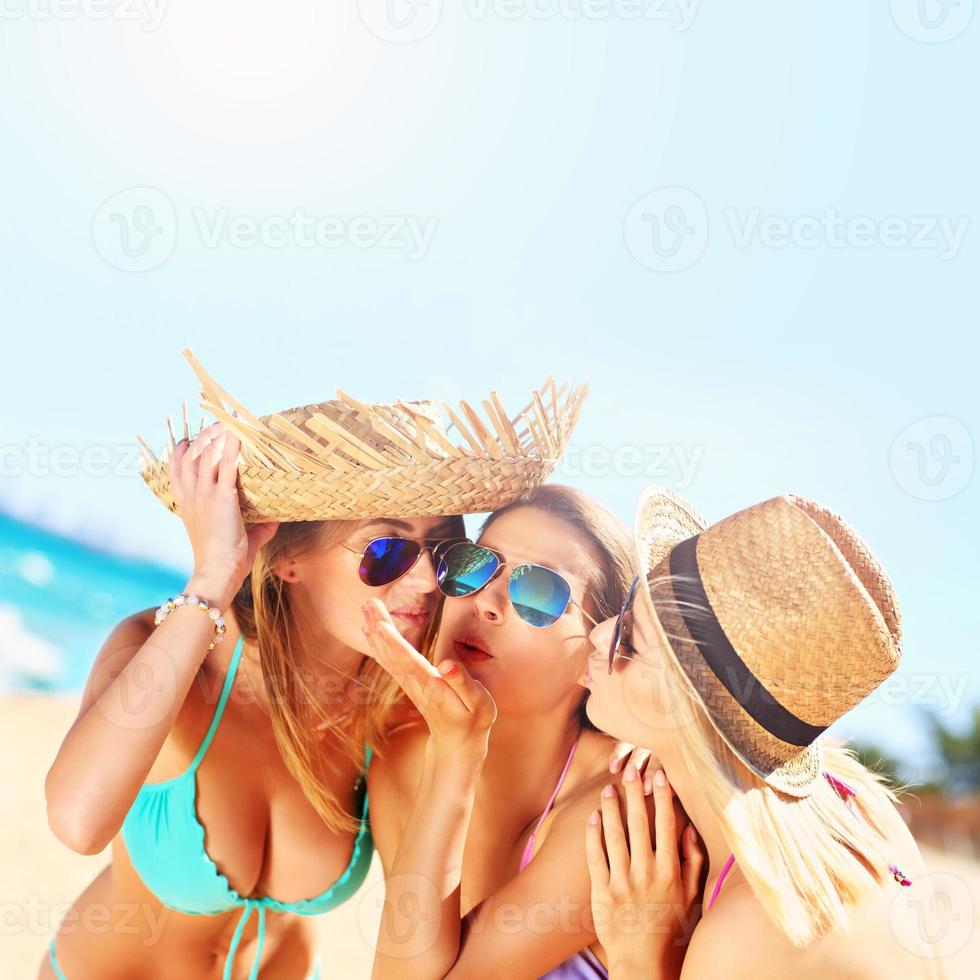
[361,599,496,756]
[586,766,704,979]
[169,422,279,608]
[608,741,658,796]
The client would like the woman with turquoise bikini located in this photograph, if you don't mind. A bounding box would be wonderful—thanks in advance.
[41,352,584,979]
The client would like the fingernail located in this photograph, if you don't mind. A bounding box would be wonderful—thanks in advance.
[624,763,637,783]
[654,769,667,788]
[439,661,458,676]
[643,776,654,795]
[588,810,600,826]
[602,784,615,799]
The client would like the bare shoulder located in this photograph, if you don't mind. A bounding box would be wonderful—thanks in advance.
[77,608,159,713]
[683,886,795,979]
[576,729,619,775]
[108,607,157,649]
[533,730,621,850]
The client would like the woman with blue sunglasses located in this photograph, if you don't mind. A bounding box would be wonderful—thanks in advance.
[40,354,581,980]
[361,484,699,979]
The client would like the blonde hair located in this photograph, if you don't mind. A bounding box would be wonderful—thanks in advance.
[231,517,461,834]
[648,574,908,947]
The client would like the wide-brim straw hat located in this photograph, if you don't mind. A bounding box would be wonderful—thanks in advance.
[139,349,589,523]
[632,486,903,797]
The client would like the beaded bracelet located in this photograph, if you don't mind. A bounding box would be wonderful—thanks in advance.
[154,593,227,652]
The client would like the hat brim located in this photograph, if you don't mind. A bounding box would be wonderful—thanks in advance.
[142,454,557,523]
[139,351,590,523]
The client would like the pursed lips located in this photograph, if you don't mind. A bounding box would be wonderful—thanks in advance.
[389,606,432,629]
[452,631,495,662]
[581,647,603,686]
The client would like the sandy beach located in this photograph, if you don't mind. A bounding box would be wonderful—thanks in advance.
[2,693,978,979]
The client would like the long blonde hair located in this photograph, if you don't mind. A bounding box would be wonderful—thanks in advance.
[648,574,908,947]
[231,517,461,834]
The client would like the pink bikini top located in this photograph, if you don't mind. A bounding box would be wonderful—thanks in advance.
[518,736,608,979]
[519,736,580,872]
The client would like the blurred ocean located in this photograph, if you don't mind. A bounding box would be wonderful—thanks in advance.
[0,511,185,693]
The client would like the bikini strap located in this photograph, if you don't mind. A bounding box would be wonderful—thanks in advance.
[704,777,862,912]
[188,635,246,773]
[707,853,736,911]
[519,735,580,872]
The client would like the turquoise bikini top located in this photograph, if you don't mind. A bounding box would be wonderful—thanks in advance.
[121,635,374,980]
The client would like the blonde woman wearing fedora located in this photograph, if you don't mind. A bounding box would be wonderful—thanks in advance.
[41,351,586,980]
[358,484,703,979]
[581,487,941,978]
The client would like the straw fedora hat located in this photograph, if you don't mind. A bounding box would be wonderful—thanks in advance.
[138,349,589,523]
[632,486,903,797]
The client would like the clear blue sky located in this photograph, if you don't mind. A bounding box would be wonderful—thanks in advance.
[1,3,977,768]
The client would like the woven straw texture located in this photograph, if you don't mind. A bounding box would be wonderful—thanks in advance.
[635,485,707,570]
[636,491,902,797]
[139,349,588,523]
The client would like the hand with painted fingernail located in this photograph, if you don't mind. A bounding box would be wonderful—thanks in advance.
[607,742,659,797]
[361,599,496,757]
[585,768,704,979]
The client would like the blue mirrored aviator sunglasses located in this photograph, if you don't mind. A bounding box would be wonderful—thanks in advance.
[436,541,597,629]
[342,535,466,587]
